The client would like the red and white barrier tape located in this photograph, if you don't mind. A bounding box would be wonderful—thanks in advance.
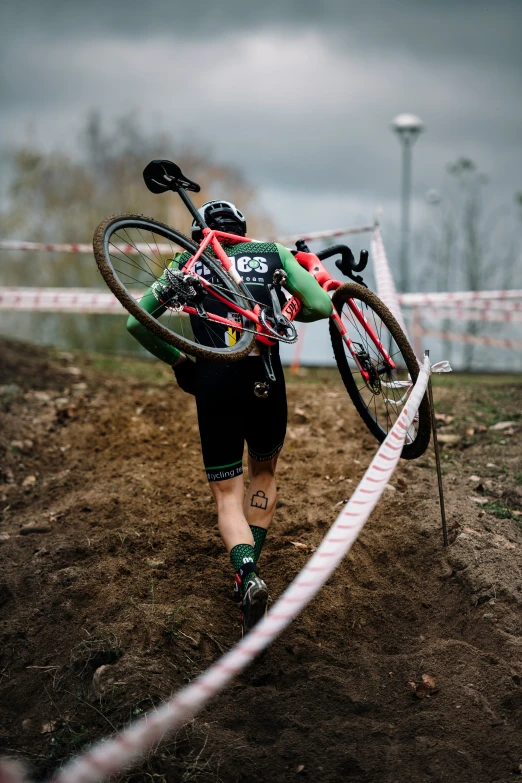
[2,286,522,319]
[0,360,432,783]
[0,226,375,257]
[405,299,522,314]
[370,226,409,337]
[290,324,307,375]
[418,328,522,352]
[370,231,521,354]
[271,225,375,244]
[399,290,522,306]
[0,240,96,254]
[0,288,125,314]
[407,306,522,325]
[0,241,178,256]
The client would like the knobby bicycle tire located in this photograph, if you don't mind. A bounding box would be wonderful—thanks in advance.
[330,283,431,460]
[93,214,256,362]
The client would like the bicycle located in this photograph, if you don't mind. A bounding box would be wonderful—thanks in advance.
[93,159,430,459]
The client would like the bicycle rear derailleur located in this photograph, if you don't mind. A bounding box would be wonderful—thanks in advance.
[153,269,207,316]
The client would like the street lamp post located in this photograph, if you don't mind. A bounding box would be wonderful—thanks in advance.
[391,113,424,292]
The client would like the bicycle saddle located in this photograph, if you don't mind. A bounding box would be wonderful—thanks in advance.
[143,160,201,194]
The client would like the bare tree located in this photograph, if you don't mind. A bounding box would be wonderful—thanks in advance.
[424,158,521,370]
[0,113,274,354]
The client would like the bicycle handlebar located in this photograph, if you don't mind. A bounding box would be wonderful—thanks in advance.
[316,244,369,274]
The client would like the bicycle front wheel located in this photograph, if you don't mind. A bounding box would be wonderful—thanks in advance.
[93,214,256,361]
[330,283,430,460]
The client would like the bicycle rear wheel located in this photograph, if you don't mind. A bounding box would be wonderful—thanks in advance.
[93,213,256,361]
[330,283,430,459]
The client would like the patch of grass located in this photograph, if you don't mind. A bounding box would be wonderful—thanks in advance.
[284,366,342,385]
[43,345,522,391]
[431,373,522,388]
[85,352,172,383]
[484,500,518,521]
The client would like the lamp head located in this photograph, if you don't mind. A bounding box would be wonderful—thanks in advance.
[391,113,424,143]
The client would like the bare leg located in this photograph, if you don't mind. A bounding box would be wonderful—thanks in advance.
[209,474,254,553]
[244,454,279,532]
[211,460,276,633]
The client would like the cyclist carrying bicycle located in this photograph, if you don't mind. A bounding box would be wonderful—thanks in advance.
[126,199,332,634]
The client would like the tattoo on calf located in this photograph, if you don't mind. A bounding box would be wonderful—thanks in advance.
[251,490,268,510]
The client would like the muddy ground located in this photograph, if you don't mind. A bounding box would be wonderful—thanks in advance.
[1,336,522,783]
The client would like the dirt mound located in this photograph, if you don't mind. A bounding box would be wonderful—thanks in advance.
[1,337,522,782]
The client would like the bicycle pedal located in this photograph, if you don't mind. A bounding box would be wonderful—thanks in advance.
[254,382,270,398]
[272,268,288,286]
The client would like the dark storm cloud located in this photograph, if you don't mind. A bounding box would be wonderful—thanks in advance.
[2,0,521,69]
[1,0,521,231]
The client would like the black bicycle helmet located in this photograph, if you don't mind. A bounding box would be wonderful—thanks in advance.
[191,200,247,242]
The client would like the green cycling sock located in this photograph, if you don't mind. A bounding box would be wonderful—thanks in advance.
[249,525,267,562]
[230,543,256,574]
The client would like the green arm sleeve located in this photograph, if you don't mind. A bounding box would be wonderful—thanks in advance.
[126,275,182,366]
[276,243,333,323]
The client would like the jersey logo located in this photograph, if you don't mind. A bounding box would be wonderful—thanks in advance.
[193,254,270,279]
[193,260,213,277]
[230,256,269,274]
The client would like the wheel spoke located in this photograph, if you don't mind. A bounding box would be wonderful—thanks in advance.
[121,228,159,279]
[334,292,423,450]
[98,217,254,357]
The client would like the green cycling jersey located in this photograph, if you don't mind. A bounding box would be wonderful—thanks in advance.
[127,241,332,364]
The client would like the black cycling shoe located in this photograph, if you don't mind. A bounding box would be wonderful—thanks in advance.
[241,576,269,635]
[232,573,243,604]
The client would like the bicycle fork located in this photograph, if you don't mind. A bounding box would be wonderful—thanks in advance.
[331,304,396,381]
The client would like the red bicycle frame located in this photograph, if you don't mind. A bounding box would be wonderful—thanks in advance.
[181,226,396,381]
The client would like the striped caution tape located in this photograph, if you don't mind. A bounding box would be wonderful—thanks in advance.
[408,306,522,325]
[418,327,522,352]
[399,290,522,307]
[0,225,376,257]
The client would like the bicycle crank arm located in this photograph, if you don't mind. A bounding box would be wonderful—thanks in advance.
[267,284,288,328]
[259,344,277,383]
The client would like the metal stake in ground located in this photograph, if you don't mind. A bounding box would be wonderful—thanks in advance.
[425,349,448,546]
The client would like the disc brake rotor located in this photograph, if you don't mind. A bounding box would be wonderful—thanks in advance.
[352,343,383,393]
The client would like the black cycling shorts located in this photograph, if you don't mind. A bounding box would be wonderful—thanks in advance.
[194,354,287,482]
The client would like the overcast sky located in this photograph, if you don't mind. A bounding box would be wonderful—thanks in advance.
[1,0,521,235]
